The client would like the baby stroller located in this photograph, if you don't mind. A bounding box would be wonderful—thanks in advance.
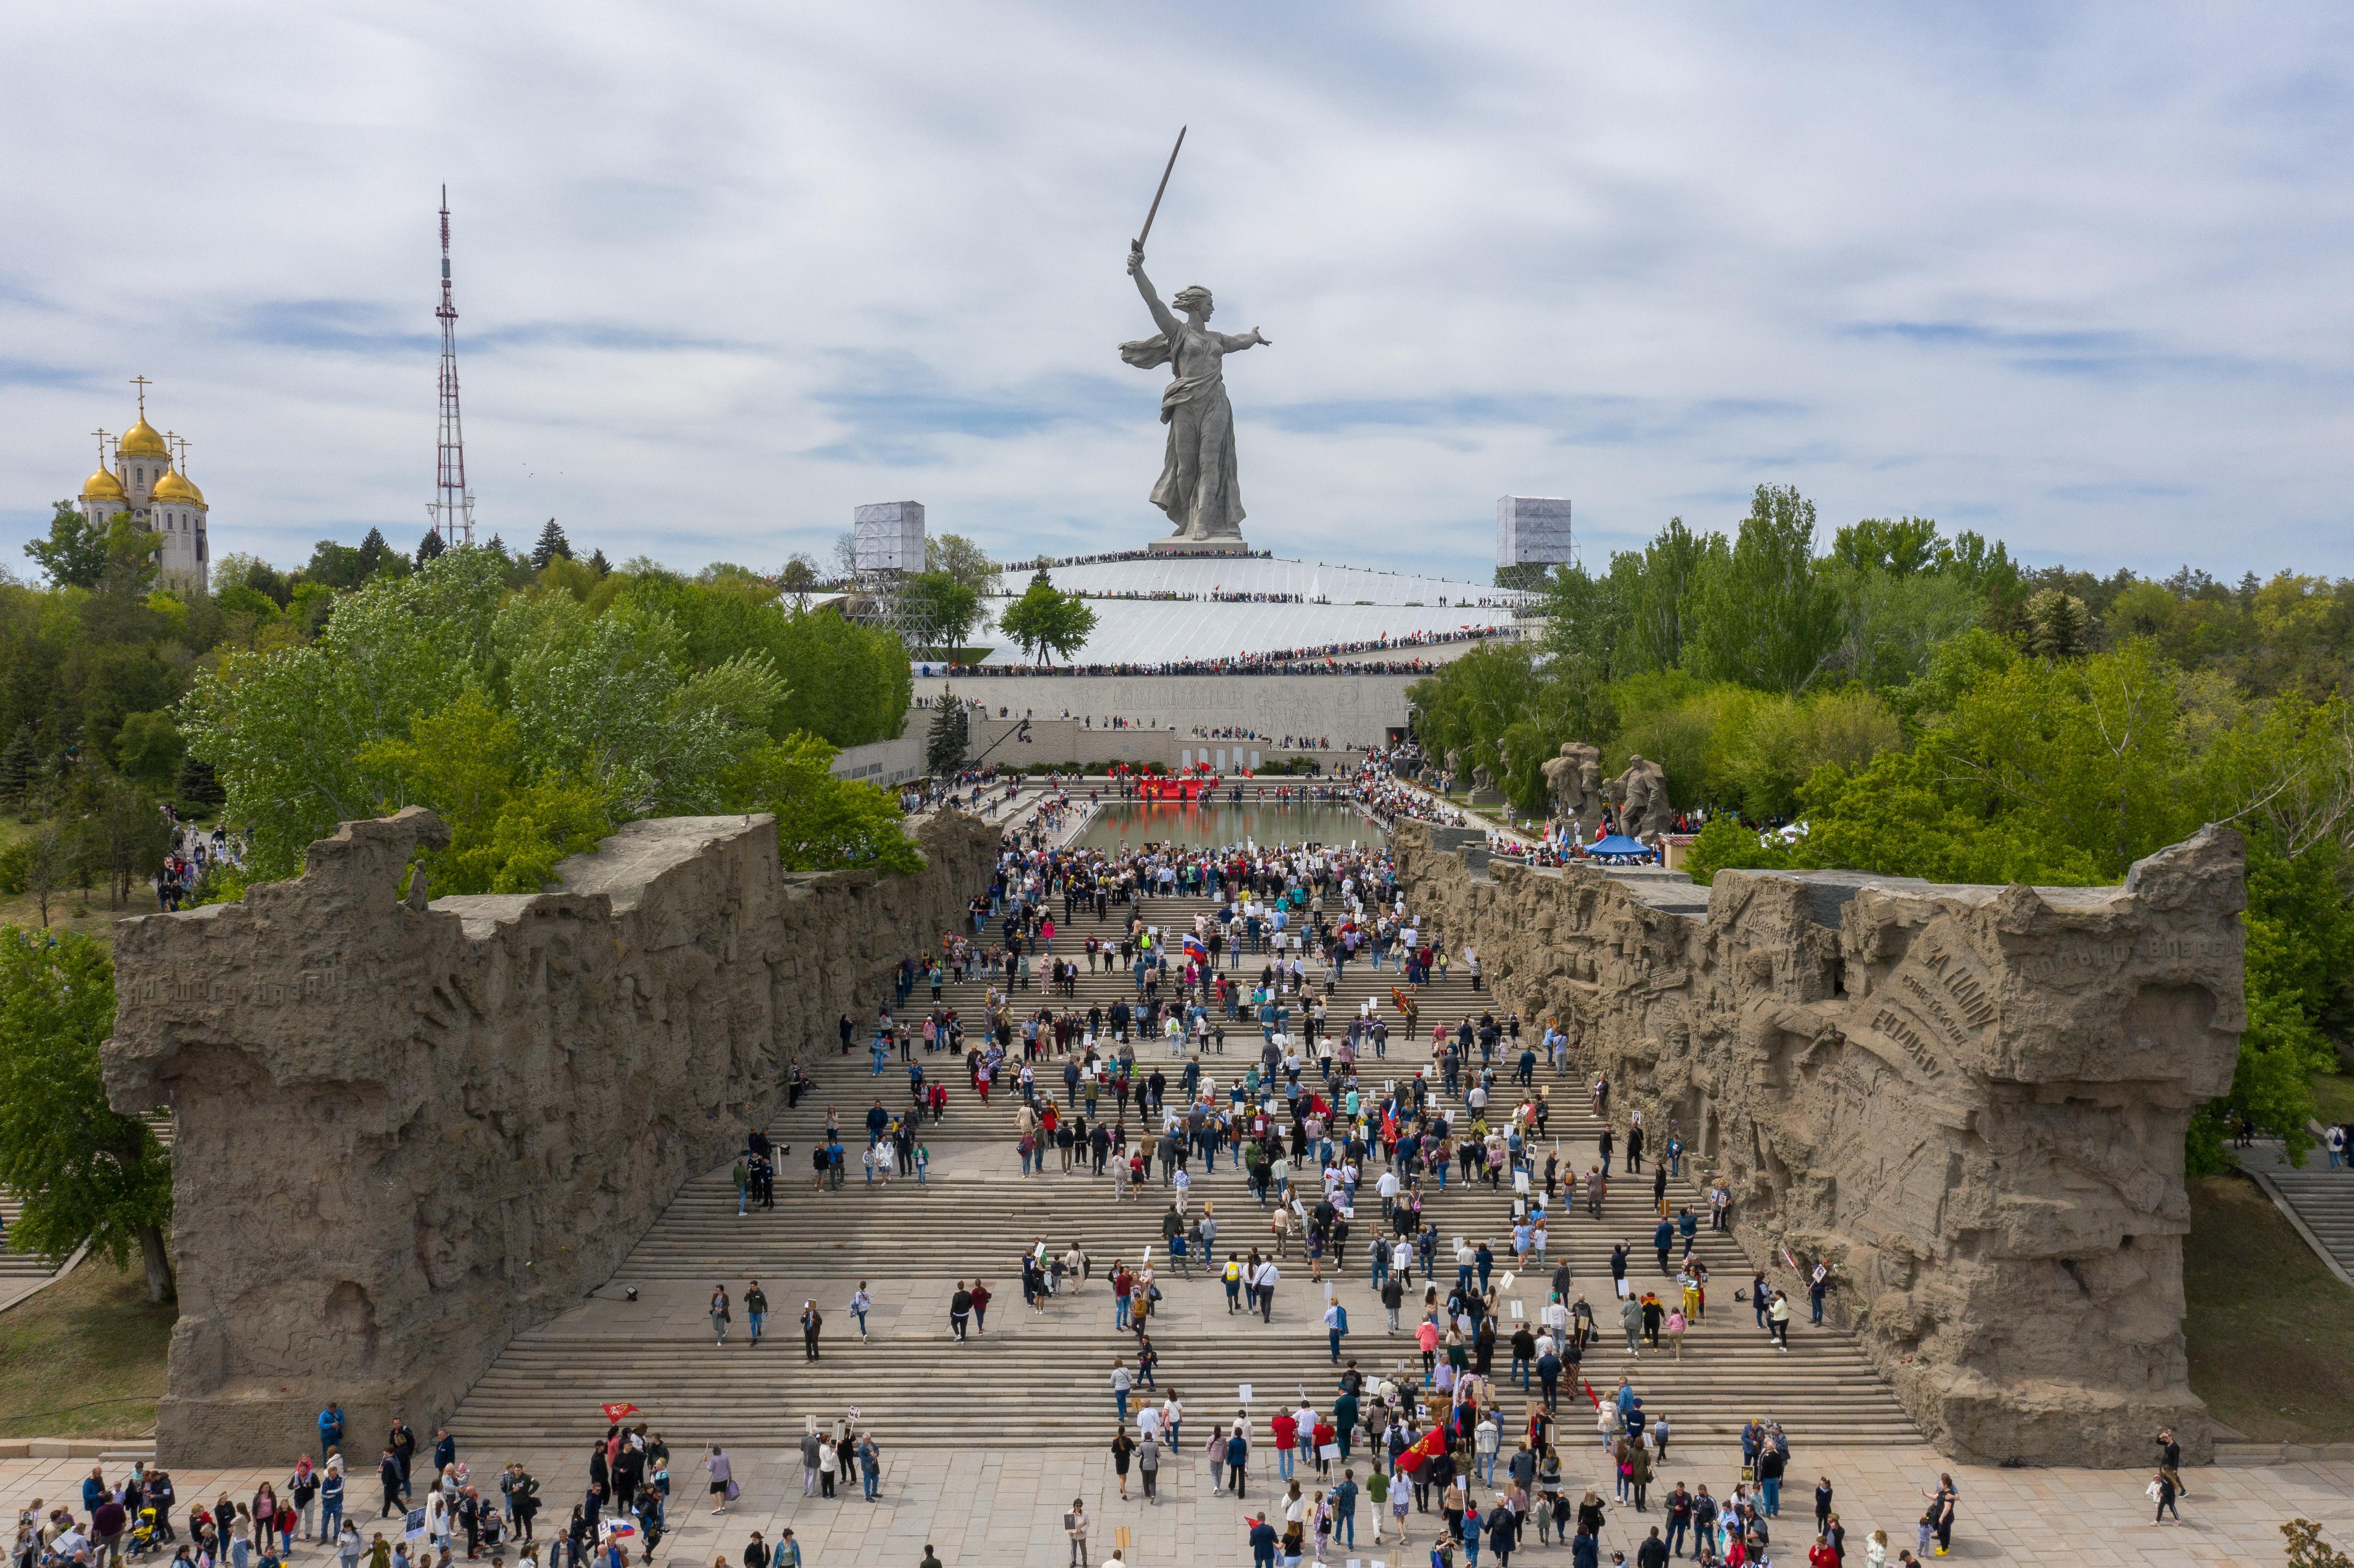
[127,1507,167,1560]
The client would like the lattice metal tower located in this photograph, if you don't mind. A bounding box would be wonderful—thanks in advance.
[427,185,476,547]
[850,501,927,647]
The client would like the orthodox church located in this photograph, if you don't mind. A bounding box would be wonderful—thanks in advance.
[78,379,210,594]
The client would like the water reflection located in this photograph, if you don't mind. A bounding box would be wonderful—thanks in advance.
[1075,798,1382,851]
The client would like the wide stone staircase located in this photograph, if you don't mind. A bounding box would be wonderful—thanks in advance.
[0,1194,51,1289]
[448,890,1920,1452]
[2244,1138,2354,1284]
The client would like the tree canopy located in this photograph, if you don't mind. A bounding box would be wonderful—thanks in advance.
[1410,487,2354,1173]
[0,928,174,1299]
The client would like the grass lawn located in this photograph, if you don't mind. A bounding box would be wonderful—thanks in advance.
[2311,1072,2354,1127]
[0,810,222,950]
[0,1258,174,1439]
[2182,1170,2354,1443]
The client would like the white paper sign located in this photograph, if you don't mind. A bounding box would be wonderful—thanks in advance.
[1239,1383,1254,1405]
[1510,1300,1524,1320]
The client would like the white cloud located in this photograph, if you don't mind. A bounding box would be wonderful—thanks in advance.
[1,2,2348,580]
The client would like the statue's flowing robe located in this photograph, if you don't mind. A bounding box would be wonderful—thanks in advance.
[1120,322,1246,540]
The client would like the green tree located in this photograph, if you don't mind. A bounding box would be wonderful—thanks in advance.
[416,529,447,569]
[303,539,366,590]
[0,727,36,804]
[355,527,398,581]
[2023,587,2093,658]
[458,777,613,893]
[924,533,1000,595]
[901,571,982,654]
[115,710,185,788]
[24,503,110,590]
[778,553,822,609]
[722,734,922,873]
[997,571,1096,666]
[174,753,225,814]
[73,771,174,909]
[1621,517,1724,675]
[531,519,573,569]
[925,697,969,778]
[1829,516,1943,576]
[19,822,71,927]
[0,929,175,1300]
[1686,486,1844,692]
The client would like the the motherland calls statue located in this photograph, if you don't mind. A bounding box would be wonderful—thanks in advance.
[1122,249,1269,543]
[1542,742,1605,836]
[1608,753,1673,838]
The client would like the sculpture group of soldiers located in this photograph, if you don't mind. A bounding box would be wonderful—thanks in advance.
[1540,742,1671,839]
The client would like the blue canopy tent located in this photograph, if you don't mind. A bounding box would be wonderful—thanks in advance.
[1583,834,1657,863]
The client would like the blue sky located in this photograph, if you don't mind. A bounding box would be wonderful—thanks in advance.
[2,2,2349,583]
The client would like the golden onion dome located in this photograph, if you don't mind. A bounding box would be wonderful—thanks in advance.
[151,468,202,506]
[81,465,126,501]
[117,417,169,458]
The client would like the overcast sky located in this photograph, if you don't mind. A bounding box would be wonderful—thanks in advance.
[3,3,2349,584]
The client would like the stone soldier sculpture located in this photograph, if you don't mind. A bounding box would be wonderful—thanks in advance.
[1542,742,1605,838]
[1608,754,1673,838]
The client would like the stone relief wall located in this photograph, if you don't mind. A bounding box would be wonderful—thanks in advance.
[105,807,998,1467]
[1393,821,2245,1467]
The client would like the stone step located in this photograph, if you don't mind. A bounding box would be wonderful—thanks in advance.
[451,1339,1912,1447]
[451,864,1918,1455]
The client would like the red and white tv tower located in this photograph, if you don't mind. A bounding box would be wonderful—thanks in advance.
[427,184,476,547]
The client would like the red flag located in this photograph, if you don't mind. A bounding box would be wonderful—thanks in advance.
[1581,1380,1601,1410]
[1393,1425,1449,1474]
[601,1402,639,1423]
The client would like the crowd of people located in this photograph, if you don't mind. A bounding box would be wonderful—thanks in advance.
[17,782,2184,1568]
[150,816,244,912]
[936,625,1513,679]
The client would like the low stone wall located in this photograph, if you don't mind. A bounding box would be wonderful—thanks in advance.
[1393,821,2245,1467]
[104,806,997,1467]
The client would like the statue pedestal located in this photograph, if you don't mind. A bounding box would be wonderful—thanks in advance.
[1468,788,1507,808]
[1148,538,1254,555]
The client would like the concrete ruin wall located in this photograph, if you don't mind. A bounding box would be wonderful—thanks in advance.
[104,806,998,1467]
[1394,821,2245,1467]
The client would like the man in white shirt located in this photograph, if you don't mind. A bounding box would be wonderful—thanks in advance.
[1253,1258,1281,1323]
[1377,1168,1401,1216]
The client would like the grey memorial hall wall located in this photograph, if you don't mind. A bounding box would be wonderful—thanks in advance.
[105,806,998,1466]
[912,671,1419,751]
[1393,821,2246,1466]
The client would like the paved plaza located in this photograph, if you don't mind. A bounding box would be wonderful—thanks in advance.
[6,1445,2349,1567]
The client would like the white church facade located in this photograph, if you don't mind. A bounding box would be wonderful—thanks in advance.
[78,381,210,595]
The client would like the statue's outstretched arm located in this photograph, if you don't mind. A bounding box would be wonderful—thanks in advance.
[1129,252,1181,338]
[1220,328,1271,352]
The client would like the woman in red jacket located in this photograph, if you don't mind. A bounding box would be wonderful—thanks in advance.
[1271,1410,1299,1482]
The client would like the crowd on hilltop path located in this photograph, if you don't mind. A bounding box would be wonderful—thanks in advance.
[938,625,1513,679]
